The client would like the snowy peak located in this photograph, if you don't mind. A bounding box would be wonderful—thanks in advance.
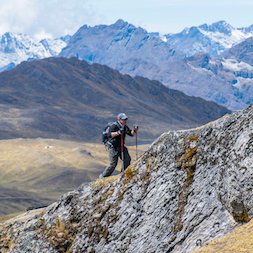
[199,20,234,35]
[178,26,203,37]
[0,32,34,54]
[0,32,17,53]
[39,37,67,56]
[0,32,69,71]
[111,19,130,29]
[60,19,177,66]
[166,21,253,56]
[199,22,253,49]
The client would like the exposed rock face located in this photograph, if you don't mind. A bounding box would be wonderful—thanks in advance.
[1,105,253,253]
[225,37,253,66]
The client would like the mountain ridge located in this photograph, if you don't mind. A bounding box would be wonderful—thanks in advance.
[0,57,229,142]
[59,20,253,110]
[1,20,253,110]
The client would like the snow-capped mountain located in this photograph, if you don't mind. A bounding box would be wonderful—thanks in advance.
[186,52,253,109]
[1,20,253,111]
[61,19,179,69]
[0,32,68,71]
[59,19,253,110]
[166,21,253,56]
[223,37,253,65]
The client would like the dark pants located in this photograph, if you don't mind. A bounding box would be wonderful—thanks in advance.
[101,146,131,177]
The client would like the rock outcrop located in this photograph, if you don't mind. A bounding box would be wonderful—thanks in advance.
[1,105,253,253]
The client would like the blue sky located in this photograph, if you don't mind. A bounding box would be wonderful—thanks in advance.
[0,0,252,39]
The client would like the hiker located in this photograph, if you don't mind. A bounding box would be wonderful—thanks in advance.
[100,113,138,177]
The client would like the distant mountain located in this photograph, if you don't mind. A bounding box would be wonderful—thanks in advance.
[0,32,68,70]
[224,37,253,65]
[61,19,179,68]
[185,35,253,108]
[166,21,253,56]
[60,20,253,110]
[2,20,252,72]
[1,20,253,110]
[0,57,229,142]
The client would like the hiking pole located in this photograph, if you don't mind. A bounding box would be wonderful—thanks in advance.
[135,131,138,160]
[133,125,139,160]
[121,131,124,172]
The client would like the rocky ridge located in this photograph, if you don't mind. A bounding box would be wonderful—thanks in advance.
[0,105,253,253]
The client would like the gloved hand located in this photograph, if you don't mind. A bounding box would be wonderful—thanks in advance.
[117,128,123,135]
[133,125,139,133]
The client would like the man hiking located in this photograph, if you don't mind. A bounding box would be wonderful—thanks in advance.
[100,113,138,177]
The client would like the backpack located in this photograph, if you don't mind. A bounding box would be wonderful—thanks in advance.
[102,122,117,144]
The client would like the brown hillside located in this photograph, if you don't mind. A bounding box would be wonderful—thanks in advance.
[0,57,230,142]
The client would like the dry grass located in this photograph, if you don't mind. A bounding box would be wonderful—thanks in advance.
[193,219,253,253]
[0,138,148,190]
[0,138,107,213]
[0,138,148,217]
[0,212,23,224]
[92,175,120,188]
[0,208,44,225]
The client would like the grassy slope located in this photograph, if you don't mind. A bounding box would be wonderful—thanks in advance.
[193,219,253,253]
[0,138,148,215]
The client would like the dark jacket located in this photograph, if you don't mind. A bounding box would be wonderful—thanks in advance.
[107,121,133,149]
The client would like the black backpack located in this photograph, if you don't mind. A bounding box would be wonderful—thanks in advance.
[102,122,117,144]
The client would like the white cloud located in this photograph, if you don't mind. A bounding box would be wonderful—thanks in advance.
[34,30,54,41]
[0,0,37,35]
[0,0,252,38]
[0,0,103,38]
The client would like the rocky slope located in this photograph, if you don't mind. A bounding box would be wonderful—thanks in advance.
[224,36,253,65]
[0,104,252,253]
[186,52,253,109]
[193,217,253,252]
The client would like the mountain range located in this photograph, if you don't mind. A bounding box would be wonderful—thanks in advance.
[166,20,253,56]
[1,20,253,111]
[60,20,253,111]
[0,57,229,142]
[0,20,253,110]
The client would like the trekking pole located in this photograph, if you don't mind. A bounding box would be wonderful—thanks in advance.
[121,132,124,171]
[135,131,138,160]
